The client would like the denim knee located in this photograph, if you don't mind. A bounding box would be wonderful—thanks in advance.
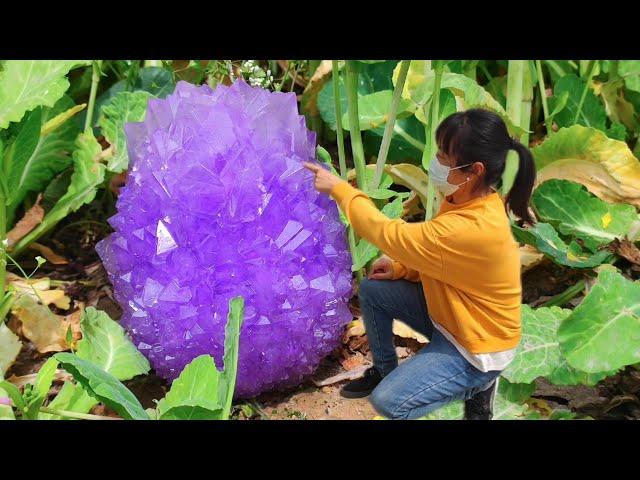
[358,277,382,305]
[369,384,406,420]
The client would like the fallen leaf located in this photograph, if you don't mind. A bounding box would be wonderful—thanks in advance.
[6,195,44,247]
[341,352,367,371]
[0,323,22,376]
[5,369,72,388]
[312,364,372,387]
[520,244,545,272]
[7,274,71,310]
[343,319,366,340]
[393,320,428,344]
[608,238,640,267]
[301,60,332,117]
[28,242,69,265]
[10,295,82,353]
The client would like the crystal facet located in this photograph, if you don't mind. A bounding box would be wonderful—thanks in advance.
[96,80,353,397]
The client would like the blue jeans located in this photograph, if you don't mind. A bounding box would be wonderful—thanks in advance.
[358,277,501,420]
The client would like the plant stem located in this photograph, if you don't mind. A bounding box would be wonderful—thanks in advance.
[0,186,6,311]
[544,60,566,78]
[423,60,444,220]
[520,61,533,146]
[502,60,524,196]
[539,280,586,308]
[332,61,348,181]
[371,60,410,190]
[38,406,120,420]
[344,61,367,190]
[535,60,552,137]
[349,228,363,283]
[573,60,597,125]
[84,60,103,133]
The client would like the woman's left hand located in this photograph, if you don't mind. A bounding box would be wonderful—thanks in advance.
[302,161,344,194]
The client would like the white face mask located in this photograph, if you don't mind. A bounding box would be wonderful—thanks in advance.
[427,156,472,196]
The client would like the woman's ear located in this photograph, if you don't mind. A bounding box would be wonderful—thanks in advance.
[472,161,485,177]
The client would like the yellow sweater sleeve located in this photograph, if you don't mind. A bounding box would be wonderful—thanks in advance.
[391,261,422,282]
[329,180,443,281]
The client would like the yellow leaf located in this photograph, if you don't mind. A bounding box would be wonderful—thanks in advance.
[534,125,640,207]
[393,320,428,344]
[10,295,81,353]
[520,245,544,272]
[7,274,71,310]
[40,103,87,136]
[601,211,612,228]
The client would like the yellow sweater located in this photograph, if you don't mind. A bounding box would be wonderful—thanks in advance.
[329,180,522,353]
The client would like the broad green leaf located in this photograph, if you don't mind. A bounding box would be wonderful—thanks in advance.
[617,60,640,92]
[548,409,578,420]
[414,88,457,125]
[406,72,526,137]
[37,382,98,420]
[605,122,627,141]
[363,115,426,164]
[160,402,223,420]
[502,305,572,384]
[558,268,640,373]
[493,393,531,420]
[513,222,614,268]
[219,296,245,418]
[0,60,90,129]
[532,125,640,207]
[0,380,24,412]
[156,354,222,420]
[549,74,606,130]
[422,400,464,420]
[10,131,106,254]
[89,67,175,129]
[548,357,616,386]
[498,377,535,404]
[76,307,150,381]
[393,60,432,101]
[98,91,152,173]
[5,96,82,223]
[340,90,415,131]
[54,353,148,420]
[317,61,398,131]
[0,323,22,377]
[532,179,638,251]
[366,189,399,200]
[0,386,15,420]
[23,357,59,419]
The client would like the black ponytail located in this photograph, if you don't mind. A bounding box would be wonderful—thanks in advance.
[506,140,536,224]
[435,108,537,224]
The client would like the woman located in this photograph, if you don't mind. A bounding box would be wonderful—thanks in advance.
[303,108,535,420]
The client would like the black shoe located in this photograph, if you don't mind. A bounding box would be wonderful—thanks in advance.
[340,367,383,399]
[464,378,498,420]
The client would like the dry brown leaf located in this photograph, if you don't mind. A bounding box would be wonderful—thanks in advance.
[6,195,44,247]
[340,352,367,371]
[520,244,545,272]
[301,60,332,117]
[10,295,82,353]
[608,238,640,266]
[7,274,71,310]
[6,369,72,388]
[28,242,69,265]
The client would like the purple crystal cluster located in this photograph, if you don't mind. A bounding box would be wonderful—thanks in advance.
[96,80,353,397]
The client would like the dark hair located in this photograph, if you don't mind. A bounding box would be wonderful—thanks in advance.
[435,108,536,224]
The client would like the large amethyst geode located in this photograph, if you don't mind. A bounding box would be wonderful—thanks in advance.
[96,80,353,397]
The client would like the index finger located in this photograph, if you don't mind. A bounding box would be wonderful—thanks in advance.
[302,161,321,173]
